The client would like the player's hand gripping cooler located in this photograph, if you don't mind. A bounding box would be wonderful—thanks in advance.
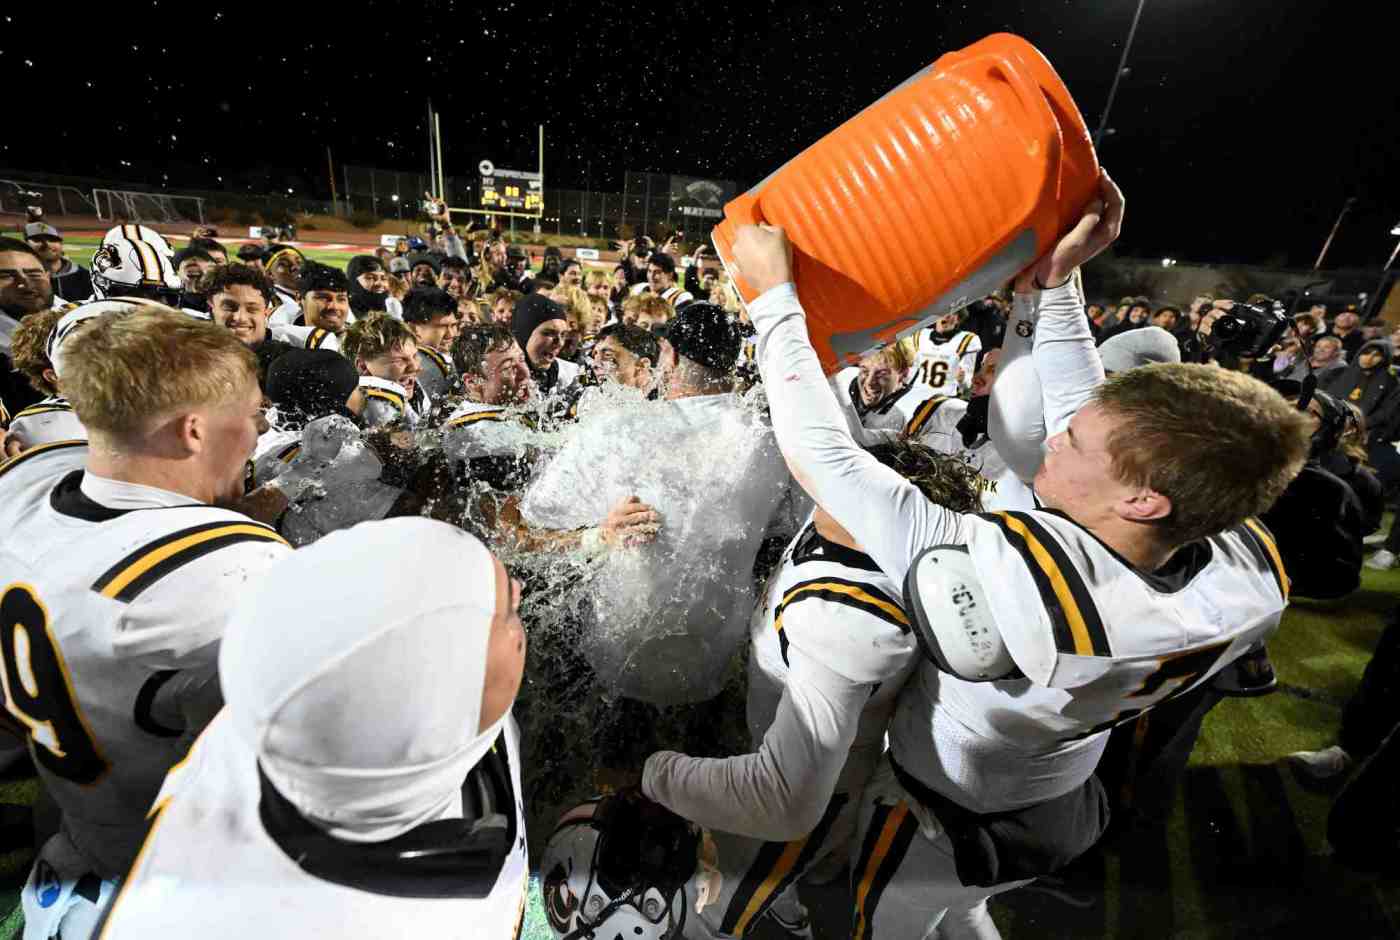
[712,33,1099,374]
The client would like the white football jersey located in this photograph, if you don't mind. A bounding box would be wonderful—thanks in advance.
[416,344,458,401]
[442,400,533,465]
[750,518,917,794]
[910,329,980,395]
[358,376,420,429]
[6,396,87,449]
[266,286,301,327]
[0,442,291,877]
[270,323,340,353]
[890,508,1288,813]
[102,712,531,939]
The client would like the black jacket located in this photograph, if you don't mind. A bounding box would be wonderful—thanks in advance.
[1323,340,1399,424]
[1261,463,1364,599]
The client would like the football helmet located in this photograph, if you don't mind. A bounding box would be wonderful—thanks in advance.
[90,224,182,305]
[540,794,698,940]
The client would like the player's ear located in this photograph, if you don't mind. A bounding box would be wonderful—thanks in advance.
[175,410,205,456]
[1117,488,1171,524]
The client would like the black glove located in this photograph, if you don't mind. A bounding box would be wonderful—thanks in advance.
[596,788,700,897]
[957,394,991,448]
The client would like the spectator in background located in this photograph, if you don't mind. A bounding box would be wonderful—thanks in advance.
[346,254,394,318]
[408,252,441,289]
[686,244,723,302]
[638,252,693,309]
[511,293,581,397]
[1151,305,1179,332]
[0,238,59,413]
[1310,335,1348,385]
[236,243,265,269]
[1293,312,1323,343]
[25,220,92,302]
[610,263,631,308]
[490,288,521,326]
[1330,401,1385,537]
[1332,310,1365,359]
[402,286,462,400]
[1099,297,1151,344]
[439,256,474,319]
[584,269,612,305]
[558,258,583,290]
[1267,336,1309,383]
[375,246,393,268]
[540,246,564,284]
[204,262,296,386]
[173,246,216,313]
[189,236,228,265]
[620,293,674,332]
[1324,339,1397,416]
[1086,303,1107,338]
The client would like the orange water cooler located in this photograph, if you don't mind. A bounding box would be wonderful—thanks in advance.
[713,33,1099,373]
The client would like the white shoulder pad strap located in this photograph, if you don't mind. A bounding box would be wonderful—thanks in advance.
[902,544,1018,681]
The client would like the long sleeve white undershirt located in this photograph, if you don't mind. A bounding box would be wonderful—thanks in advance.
[988,282,1100,483]
[642,645,872,841]
[747,283,965,582]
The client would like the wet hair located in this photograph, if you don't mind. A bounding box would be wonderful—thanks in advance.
[9,306,65,394]
[595,322,660,366]
[452,323,516,378]
[342,311,416,363]
[873,438,984,514]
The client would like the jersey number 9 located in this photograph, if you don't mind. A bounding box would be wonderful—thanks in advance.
[0,584,107,784]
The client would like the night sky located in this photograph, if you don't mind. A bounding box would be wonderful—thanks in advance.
[3,1,1396,268]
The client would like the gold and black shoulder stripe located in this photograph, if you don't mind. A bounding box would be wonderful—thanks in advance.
[0,439,86,479]
[773,577,908,666]
[1238,517,1289,602]
[419,345,451,375]
[982,510,1111,657]
[957,333,976,356]
[363,388,406,412]
[718,795,848,937]
[0,399,9,426]
[904,395,950,438]
[447,409,506,428]
[13,402,75,420]
[306,328,330,349]
[92,520,289,603]
[851,800,920,940]
[276,442,302,463]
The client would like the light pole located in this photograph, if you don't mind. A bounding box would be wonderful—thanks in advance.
[1314,196,1358,271]
[1365,221,1400,322]
[1093,0,1148,149]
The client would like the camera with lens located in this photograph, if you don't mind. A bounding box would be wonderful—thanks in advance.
[1204,300,1291,359]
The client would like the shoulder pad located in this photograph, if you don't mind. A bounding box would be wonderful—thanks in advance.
[903,545,1017,681]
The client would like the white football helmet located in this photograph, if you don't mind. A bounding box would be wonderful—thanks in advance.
[540,798,692,940]
[90,224,182,304]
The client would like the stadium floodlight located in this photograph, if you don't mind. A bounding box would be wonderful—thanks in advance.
[1161,257,1176,267]
[391,194,400,202]
[1391,221,1400,236]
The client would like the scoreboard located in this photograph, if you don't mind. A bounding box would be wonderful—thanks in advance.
[480,161,542,212]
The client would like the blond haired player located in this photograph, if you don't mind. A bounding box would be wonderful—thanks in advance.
[730,172,1311,939]
[0,306,301,938]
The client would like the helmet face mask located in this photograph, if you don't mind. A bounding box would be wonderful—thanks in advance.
[540,799,690,940]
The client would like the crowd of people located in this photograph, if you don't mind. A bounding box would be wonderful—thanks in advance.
[0,168,1394,940]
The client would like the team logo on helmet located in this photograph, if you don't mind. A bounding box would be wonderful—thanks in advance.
[542,862,578,933]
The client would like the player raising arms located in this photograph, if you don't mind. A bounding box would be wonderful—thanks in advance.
[729,172,1312,939]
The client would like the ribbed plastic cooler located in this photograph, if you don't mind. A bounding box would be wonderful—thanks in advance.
[713,33,1099,374]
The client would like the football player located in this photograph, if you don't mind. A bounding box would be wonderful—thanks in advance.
[909,307,981,396]
[343,312,426,429]
[638,439,983,939]
[1,305,303,937]
[86,225,184,311]
[270,263,350,353]
[4,305,84,452]
[261,244,305,324]
[401,286,462,400]
[99,519,532,938]
[730,172,1312,938]
[442,324,537,489]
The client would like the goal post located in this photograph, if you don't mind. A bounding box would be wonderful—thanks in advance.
[93,189,205,225]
